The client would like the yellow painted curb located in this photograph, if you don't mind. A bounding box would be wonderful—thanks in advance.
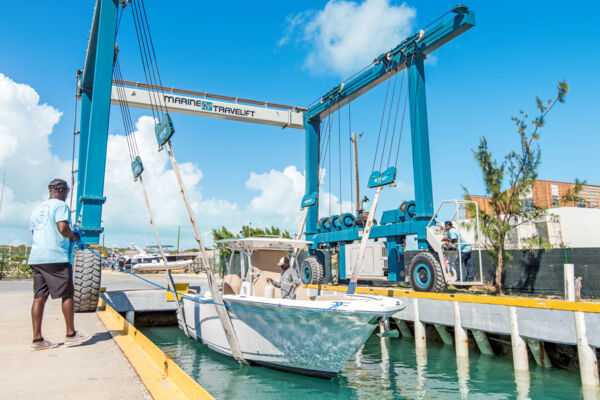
[305,284,600,313]
[96,299,213,400]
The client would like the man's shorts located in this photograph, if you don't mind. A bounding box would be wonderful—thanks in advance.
[30,263,74,299]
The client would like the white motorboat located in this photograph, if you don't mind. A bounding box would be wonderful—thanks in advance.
[177,237,404,378]
[125,243,193,272]
[132,259,192,272]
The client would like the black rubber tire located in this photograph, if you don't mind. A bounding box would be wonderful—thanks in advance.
[409,252,447,293]
[73,249,102,312]
[300,256,324,284]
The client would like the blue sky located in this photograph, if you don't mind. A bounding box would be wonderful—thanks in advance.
[1,0,599,248]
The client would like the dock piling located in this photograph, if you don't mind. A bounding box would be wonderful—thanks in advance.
[472,329,494,355]
[453,302,469,358]
[434,323,453,346]
[509,306,529,372]
[413,300,426,348]
[575,311,600,388]
[396,319,413,338]
[526,339,552,368]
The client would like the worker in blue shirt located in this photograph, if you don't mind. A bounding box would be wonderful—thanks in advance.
[28,179,91,350]
[443,221,474,282]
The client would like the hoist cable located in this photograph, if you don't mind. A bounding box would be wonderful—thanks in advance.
[318,114,332,185]
[69,70,80,213]
[378,71,400,172]
[371,77,392,172]
[136,1,164,114]
[422,10,452,30]
[113,61,134,158]
[386,69,406,167]
[328,111,332,216]
[115,5,124,37]
[348,103,354,213]
[113,59,141,164]
[132,0,160,115]
[132,0,169,116]
[131,0,163,121]
[338,109,342,215]
[139,0,169,112]
[394,46,417,169]
[130,1,159,122]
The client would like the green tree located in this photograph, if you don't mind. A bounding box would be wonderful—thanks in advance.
[212,226,238,257]
[465,82,569,294]
[211,224,292,256]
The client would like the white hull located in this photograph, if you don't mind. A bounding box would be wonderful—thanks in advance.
[132,259,192,272]
[178,294,403,378]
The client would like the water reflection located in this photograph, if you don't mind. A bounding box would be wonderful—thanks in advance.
[456,356,470,399]
[143,327,585,400]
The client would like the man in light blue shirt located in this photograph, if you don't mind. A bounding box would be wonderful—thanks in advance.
[28,179,90,350]
[443,221,474,282]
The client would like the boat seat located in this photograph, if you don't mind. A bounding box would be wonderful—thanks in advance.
[223,274,241,295]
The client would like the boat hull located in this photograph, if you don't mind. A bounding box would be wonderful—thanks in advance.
[132,260,192,272]
[178,294,403,378]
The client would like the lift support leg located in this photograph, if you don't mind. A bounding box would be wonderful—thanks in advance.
[75,0,119,243]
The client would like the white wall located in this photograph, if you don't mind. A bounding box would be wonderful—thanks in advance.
[550,207,600,248]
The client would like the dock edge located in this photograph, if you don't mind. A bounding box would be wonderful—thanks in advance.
[96,298,213,400]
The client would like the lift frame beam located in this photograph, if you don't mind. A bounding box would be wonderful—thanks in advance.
[303,8,475,253]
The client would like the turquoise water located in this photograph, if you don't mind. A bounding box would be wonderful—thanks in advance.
[142,326,584,399]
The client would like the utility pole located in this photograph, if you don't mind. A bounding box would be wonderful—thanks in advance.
[350,132,363,215]
[176,226,180,253]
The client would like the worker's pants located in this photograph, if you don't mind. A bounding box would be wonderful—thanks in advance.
[453,252,474,281]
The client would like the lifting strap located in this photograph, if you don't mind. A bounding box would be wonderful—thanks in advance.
[126,0,247,365]
[347,186,383,294]
[165,141,248,366]
[111,58,191,337]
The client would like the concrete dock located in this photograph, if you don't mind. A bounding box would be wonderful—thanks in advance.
[0,271,208,399]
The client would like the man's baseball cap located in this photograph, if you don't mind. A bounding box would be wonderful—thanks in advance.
[48,178,69,191]
[444,221,453,226]
[277,257,289,266]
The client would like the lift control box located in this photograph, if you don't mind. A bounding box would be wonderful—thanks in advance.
[344,241,387,279]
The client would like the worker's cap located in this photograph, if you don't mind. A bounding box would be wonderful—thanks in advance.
[444,221,453,226]
[277,257,289,266]
[48,178,69,191]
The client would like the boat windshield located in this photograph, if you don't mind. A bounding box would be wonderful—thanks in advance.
[217,237,311,252]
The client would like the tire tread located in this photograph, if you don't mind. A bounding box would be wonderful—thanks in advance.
[409,252,447,293]
[73,249,102,312]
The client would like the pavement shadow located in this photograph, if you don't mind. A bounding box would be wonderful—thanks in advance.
[61,331,113,347]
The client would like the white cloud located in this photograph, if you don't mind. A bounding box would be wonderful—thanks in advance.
[102,116,242,246]
[281,0,416,77]
[0,74,360,247]
[0,73,69,233]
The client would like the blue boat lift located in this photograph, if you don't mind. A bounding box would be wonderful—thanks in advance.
[74,1,476,296]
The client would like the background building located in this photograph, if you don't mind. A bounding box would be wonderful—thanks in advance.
[469,180,600,214]
[467,180,600,248]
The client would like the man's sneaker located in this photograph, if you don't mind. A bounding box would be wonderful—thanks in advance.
[64,331,92,347]
[30,338,58,351]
